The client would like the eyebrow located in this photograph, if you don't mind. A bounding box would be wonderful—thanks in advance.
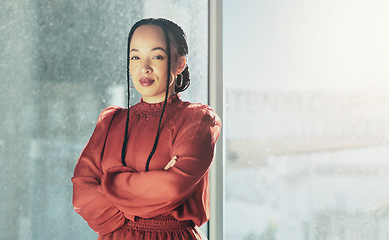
[129,47,167,53]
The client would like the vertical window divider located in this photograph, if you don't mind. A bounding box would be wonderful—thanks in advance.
[208,0,224,239]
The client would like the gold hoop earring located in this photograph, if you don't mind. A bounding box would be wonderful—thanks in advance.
[175,74,183,88]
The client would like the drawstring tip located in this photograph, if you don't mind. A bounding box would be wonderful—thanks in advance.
[164,155,178,170]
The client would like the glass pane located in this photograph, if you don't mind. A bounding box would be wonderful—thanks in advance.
[0,0,208,239]
[224,0,389,239]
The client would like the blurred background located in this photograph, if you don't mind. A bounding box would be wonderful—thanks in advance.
[0,0,208,239]
[2,0,389,239]
[224,0,389,239]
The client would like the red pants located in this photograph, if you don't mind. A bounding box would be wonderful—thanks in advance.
[97,215,207,240]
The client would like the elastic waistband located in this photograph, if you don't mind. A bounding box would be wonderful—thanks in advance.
[125,215,195,231]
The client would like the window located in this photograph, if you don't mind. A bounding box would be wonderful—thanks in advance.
[0,0,208,239]
[224,0,389,239]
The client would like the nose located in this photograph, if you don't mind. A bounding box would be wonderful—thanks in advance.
[140,60,152,74]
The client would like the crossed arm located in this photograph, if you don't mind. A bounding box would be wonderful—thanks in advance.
[72,106,221,235]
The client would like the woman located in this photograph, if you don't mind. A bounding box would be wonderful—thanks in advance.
[72,18,221,240]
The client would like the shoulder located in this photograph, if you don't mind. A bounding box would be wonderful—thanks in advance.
[172,102,221,145]
[179,102,221,127]
[87,106,124,144]
[97,106,124,124]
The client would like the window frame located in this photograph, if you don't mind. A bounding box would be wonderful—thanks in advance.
[208,0,224,239]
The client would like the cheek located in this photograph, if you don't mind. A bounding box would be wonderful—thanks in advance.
[129,64,137,78]
[155,63,167,75]
[129,63,135,72]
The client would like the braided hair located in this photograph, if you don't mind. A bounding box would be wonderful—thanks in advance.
[121,18,190,171]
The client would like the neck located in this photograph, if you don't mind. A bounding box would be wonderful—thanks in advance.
[142,91,175,104]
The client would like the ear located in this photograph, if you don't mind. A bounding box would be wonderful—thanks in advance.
[176,56,186,74]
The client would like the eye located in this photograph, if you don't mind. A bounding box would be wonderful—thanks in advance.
[130,56,140,60]
[153,55,164,60]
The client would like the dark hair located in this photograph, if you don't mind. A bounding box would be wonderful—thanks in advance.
[121,18,190,170]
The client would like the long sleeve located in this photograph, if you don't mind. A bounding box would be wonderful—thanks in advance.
[100,106,222,220]
[72,106,126,235]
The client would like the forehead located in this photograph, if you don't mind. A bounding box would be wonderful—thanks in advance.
[130,25,167,49]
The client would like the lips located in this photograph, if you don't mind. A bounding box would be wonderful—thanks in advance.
[139,78,155,87]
